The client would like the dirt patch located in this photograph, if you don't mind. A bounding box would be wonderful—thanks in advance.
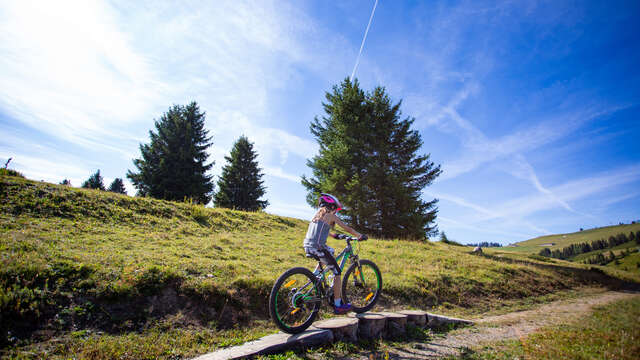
[385,290,640,358]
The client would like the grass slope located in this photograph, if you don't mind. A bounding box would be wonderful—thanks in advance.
[607,252,640,272]
[1,175,638,358]
[505,223,640,254]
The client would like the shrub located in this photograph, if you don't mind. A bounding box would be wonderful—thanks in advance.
[0,168,24,178]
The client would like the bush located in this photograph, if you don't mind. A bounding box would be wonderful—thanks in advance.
[0,168,24,178]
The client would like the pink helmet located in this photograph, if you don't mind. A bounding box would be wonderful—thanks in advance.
[318,193,342,212]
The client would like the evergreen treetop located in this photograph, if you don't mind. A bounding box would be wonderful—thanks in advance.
[127,102,214,204]
[214,136,268,211]
[108,178,127,194]
[82,170,105,190]
[302,78,441,240]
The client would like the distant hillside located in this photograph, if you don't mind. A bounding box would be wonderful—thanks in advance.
[507,223,640,254]
[1,174,638,358]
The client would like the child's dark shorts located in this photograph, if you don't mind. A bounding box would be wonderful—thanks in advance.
[304,246,341,275]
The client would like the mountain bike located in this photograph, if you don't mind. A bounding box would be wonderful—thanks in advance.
[268,234,382,334]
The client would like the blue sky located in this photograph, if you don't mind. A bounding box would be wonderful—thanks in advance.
[1,1,639,244]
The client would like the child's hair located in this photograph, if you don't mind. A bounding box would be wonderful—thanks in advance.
[311,206,330,222]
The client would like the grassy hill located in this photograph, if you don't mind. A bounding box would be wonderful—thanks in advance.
[1,175,639,359]
[504,223,640,254]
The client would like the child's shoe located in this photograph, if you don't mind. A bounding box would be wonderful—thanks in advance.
[333,302,352,315]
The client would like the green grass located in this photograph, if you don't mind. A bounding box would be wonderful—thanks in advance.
[1,175,639,358]
[470,296,640,359]
[606,251,640,272]
[501,223,640,254]
[2,321,274,359]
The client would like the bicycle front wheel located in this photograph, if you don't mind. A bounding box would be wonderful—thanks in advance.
[269,267,320,334]
[342,259,382,313]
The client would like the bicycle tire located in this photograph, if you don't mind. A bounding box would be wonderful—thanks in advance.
[342,259,382,313]
[269,267,320,334]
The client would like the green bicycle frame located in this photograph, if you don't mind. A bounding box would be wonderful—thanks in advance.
[300,240,366,303]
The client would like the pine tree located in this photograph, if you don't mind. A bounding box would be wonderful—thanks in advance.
[214,136,268,211]
[127,102,214,204]
[302,78,442,240]
[539,248,551,257]
[108,178,127,194]
[82,170,105,190]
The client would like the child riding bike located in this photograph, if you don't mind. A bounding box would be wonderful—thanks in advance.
[303,193,366,314]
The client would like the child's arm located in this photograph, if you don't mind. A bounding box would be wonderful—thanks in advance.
[331,214,362,239]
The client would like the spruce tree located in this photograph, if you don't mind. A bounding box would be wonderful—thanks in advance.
[214,136,268,211]
[108,178,127,194]
[127,102,214,204]
[302,78,441,240]
[82,170,105,190]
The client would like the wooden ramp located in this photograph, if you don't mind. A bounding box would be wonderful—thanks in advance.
[192,310,473,360]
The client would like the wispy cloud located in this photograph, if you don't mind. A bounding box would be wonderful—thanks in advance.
[1,0,336,191]
[438,216,535,240]
[430,164,640,239]
[478,164,640,221]
[430,190,551,237]
[262,166,301,183]
[266,200,315,220]
[507,154,581,215]
[210,111,318,169]
[0,1,161,151]
[435,89,619,182]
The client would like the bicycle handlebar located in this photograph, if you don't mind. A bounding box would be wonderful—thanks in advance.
[332,234,368,241]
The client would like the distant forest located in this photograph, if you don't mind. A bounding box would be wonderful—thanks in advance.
[467,242,502,248]
[539,231,640,261]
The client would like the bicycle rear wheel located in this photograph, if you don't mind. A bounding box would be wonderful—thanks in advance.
[269,267,320,334]
[342,259,382,313]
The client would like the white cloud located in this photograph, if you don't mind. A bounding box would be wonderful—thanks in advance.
[430,190,551,237]
[210,111,318,167]
[6,153,88,186]
[433,165,640,236]
[479,164,640,221]
[438,216,535,240]
[0,1,160,151]
[1,0,338,201]
[434,87,617,182]
[429,165,640,237]
[266,200,315,220]
[263,166,301,183]
[506,154,580,215]
[599,192,640,208]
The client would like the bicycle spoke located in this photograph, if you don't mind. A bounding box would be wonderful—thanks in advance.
[273,272,316,329]
[343,261,381,311]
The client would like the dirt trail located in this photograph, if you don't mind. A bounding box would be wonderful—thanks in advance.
[385,290,639,359]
